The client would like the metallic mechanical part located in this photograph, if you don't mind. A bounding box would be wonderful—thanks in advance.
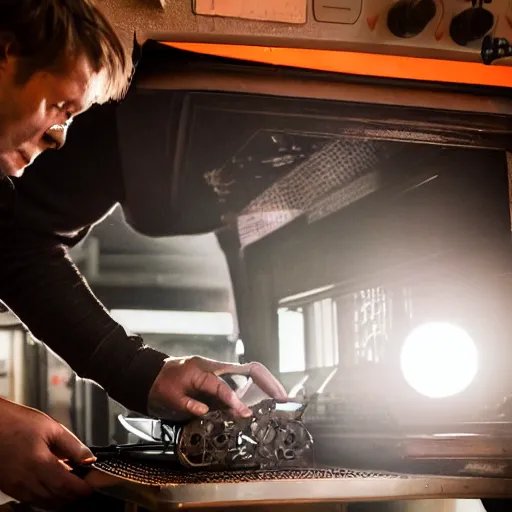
[176,399,313,470]
[87,400,313,473]
[118,415,162,443]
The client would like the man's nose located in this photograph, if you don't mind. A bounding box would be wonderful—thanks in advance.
[41,124,68,151]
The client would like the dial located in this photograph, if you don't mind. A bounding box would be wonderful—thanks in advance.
[387,0,437,38]
[450,7,494,47]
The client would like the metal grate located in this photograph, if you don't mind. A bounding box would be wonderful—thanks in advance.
[230,134,388,247]
[92,459,406,486]
[353,288,391,364]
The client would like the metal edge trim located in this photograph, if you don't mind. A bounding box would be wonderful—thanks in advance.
[134,69,512,117]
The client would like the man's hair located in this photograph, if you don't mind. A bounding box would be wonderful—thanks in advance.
[0,0,131,102]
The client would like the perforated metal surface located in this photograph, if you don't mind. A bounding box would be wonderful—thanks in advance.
[92,459,512,506]
[93,459,406,487]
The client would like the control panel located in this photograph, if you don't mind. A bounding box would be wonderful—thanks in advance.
[305,0,511,62]
[103,0,512,65]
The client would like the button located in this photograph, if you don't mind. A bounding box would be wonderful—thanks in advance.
[387,0,436,39]
[450,7,494,46]
[314,0,363,24]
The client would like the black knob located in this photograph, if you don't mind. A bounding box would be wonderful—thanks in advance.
[450,7,494,46]
[387,0,437,38]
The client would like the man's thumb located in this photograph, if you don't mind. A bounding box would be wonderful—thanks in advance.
[51,425,95,464]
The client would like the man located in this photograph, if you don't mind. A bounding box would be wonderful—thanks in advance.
[0,1,287,508]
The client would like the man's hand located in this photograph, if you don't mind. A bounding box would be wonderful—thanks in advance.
[0,398,94,509]
[147,357,287,420]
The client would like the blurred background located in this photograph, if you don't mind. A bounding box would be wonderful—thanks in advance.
[0,206,239,446]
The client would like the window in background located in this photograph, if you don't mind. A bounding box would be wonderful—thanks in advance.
[110,309,237,363]
[110,309,234,336]
[278,308,305,373]
[308,298,339,369]
[353,288,391,364]
[278,288,392,373]
[0,330,12,401]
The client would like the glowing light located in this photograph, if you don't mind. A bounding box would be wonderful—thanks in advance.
[400,322,478,398]
[235,339,245,356]
[278,308,306,373]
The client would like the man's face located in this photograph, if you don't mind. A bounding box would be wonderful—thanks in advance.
[0,52,106,178]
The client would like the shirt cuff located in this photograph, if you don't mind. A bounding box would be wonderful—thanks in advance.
[83,325,167,415]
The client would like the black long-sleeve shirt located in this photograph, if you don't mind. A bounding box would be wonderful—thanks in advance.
[0,104,168,414]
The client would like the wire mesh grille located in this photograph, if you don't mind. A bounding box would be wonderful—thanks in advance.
[92,459,407,486]
[229,134,387,247]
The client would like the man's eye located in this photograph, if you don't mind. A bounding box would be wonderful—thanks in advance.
[53,103,73,121]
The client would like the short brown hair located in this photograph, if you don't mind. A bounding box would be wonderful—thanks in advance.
[0,0,131,102]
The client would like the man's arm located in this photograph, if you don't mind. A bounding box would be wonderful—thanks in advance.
[0,103,287,420]
[0,231,167,414]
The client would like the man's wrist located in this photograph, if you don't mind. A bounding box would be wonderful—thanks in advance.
[109,344,168,415]
[82,326,167,415]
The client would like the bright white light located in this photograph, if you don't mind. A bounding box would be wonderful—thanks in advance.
[235,339,245,357]
[400,322,478,398]
[278,308,305,373]
[110,309,233,336]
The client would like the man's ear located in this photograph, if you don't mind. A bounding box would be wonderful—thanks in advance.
[0,33,14,65]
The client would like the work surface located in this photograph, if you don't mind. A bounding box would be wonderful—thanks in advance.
[90,463,512,511]
[86,425,512,510]
[6,425,512,511]
[0,465,511,511]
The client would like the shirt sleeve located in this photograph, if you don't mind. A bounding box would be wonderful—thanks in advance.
[0,229,167,414]
[0,102,168,415]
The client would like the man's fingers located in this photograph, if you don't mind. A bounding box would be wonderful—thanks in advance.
[193,372,252,417]
[50,425,95,464]
[181,396,210,416]
[210,361,288,402]
[239,363,288,401]
[208,361,242,376]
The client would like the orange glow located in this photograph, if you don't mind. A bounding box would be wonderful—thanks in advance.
[164,42,512,88]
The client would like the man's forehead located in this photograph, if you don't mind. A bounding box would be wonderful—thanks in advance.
[53,55,108,110]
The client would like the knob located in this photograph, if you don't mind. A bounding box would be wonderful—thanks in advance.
[387,0,437,38]
[450,7,494,47]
